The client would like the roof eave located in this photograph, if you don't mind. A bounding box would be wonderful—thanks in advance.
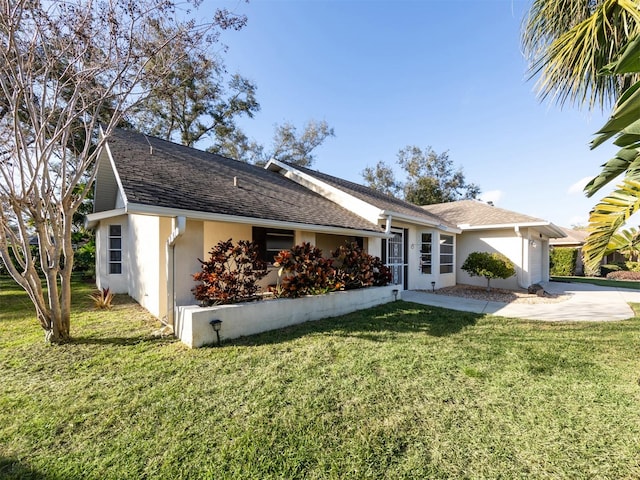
[99,203,389,238]
[459,221,567,238]
[381,210,461,233]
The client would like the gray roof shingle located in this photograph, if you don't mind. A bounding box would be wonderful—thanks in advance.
[422,200,548,226]
[103,129,383,233]
[289,164,456,229]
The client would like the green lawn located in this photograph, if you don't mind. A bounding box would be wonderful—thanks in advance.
[1,277,640,479]
[551,275,640,290]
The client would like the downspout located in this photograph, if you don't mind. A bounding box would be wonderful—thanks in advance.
[165,216,186,328]
[514,226,525,288]
[384,214,392,234]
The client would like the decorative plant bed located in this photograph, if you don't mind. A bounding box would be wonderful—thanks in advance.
[175,285,399,348]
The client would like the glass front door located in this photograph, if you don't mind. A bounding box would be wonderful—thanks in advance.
[387,229,404,287]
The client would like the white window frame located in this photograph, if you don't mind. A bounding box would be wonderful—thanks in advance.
[439,234,454,274]
[108,224,123,275]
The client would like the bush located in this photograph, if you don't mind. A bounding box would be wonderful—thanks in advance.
[550,248,578,276]
[461,252,515,291]
[331,242,391,290]
[626,261,640,272]
[192,239,268,306]
[606,270,640,281]
[274,242,391,298]
[600,264,623,277]
[274,243,338,298]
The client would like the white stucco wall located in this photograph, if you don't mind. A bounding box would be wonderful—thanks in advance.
[386,221,457,291]
[127,214,162,318]
[455,228,551,290]
[176,285,399,347]
[174,219,205,307]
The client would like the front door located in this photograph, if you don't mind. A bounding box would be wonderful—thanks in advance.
[387,228,406,288]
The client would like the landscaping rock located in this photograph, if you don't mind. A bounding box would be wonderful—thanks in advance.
[528,284,545,296]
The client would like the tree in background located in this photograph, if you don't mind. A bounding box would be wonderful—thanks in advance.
[0,0,245,343]
[225,119,335,167]
[361,160,401,197]
[129,20,260,150]
[362,146,480,205]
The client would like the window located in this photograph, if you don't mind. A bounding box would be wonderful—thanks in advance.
[440,234,454,274]
[253,227,295,263]
[108,225,122,274]
[420,233,432,274]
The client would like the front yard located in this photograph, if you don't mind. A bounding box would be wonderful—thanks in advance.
[1,278,640,479]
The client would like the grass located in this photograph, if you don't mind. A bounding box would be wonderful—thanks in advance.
[1,277,640,479]
[551,275,640,290]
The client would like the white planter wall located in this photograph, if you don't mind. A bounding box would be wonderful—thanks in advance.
[175,285,398,348]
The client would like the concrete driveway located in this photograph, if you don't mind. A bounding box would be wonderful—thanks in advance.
[402,281,640,322]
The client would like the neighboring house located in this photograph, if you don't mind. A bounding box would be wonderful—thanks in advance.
[86,129,461,326]
[550,227,588,275]
[422,200,566,290]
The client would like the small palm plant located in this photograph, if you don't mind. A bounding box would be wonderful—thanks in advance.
[89,288,114,310]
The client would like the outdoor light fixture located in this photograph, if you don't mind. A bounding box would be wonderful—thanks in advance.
[431,281,436,292]
[209,319,222,347]
[392,289,399,301]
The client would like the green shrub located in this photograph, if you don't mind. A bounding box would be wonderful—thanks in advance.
[461,252,515,291]
[600,264,623,277]
[549,248,578,276]
[625,261,640,272]
[193,239,268,306]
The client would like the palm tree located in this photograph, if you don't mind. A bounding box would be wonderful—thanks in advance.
[522,0,640,110]
[522,0,640,272]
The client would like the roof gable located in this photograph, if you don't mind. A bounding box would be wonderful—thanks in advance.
[268,161,457,230]
[97,129,382,234]
[422,200,566,238]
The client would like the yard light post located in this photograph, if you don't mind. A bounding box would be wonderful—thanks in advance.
[209,319,222,347]
[392,288,399,301]
[431,281,436,292]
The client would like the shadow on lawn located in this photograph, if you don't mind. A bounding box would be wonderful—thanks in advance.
[69,335,176,346]
[225,300,481,347]
[0,457,69,480]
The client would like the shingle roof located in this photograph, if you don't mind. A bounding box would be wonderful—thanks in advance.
[550,227,588,246]
[422,200,548,226]
[102,129,383,233]
[289,164,456,229]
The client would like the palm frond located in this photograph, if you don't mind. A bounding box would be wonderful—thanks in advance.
[584,145,640,197]
[584,178,640,271]
[522,0,640,110]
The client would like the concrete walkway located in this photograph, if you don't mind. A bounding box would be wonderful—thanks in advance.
[402,281,640,322]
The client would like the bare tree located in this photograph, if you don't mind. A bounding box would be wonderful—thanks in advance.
[0,0,246,343]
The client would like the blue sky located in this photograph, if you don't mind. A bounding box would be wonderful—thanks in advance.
[211,0,620,228]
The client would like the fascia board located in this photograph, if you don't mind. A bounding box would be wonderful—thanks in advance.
[85,208,127,228]
[125,203,390,238]
[459,222,567,238]
[382,210,462,233]
[266,159,384,224]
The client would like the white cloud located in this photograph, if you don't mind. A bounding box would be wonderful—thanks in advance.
[479,190,503,205]
[567,176,593,195]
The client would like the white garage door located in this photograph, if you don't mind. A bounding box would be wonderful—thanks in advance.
[530,239,543,284]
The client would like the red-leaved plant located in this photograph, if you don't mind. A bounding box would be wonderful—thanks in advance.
[193,239,268,306]
[332,241,392,289]
[273,242,339,298]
